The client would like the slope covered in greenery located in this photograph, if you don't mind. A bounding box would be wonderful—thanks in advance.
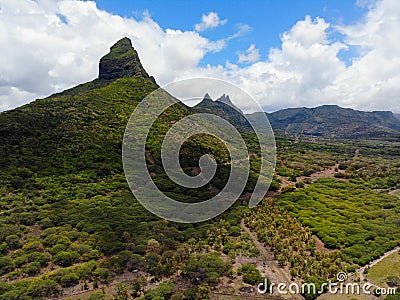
[0,37,268,299]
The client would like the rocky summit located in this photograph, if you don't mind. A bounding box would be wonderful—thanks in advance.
[98,37,153,81]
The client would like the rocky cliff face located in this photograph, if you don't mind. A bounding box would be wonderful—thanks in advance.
[98,37,154,82]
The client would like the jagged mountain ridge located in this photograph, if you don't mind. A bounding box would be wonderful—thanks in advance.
[193,93,251,131]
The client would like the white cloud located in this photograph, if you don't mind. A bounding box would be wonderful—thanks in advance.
[237,44,260,63]
[333,0,400,112]
[188,1,400,113]
[194,12,227,32]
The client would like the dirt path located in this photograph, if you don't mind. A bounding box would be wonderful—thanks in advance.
[240,220,304,300]
[280,163,345,191]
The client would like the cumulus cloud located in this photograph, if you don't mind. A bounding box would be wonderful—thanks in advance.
[194,12,227,32]
[1,0,400,113]
[237,44,260,63]
[334,0,400,112]
[187,1,400,113]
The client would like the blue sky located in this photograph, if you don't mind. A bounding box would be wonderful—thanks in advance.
[93,0,368,66]
[0,0,399,113]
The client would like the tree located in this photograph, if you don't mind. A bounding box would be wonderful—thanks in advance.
[113,283,129,300]
[146,239,161,254]
[53,251,81,267]
[27,251,49,266]
[27,279,61,298]
[93,267,112,284]
[182,252,231,285]
[143,282,176,300]
[5,235,21,250]
[195,285,210,300]
[238,264,263,285]
[88,292,106,300]
[131,276,147,297]
[60,272,79,287]
[0,256,14,275]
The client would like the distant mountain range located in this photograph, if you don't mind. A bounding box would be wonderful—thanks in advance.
[252,105,400,139]
[194,95,400,139]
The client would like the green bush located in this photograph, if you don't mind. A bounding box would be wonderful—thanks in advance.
[27,279,61,298]
[0,256,14,275]
[5,235,21,250]
[88,292,106,300]
[60,272,79,287]
[24,261,41,276]
[27,251,49,266]
[53,251,81,267]
[238,264,263,285]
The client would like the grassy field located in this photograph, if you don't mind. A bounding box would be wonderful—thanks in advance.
[366,251,400,287]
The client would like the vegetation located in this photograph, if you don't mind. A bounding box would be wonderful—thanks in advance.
[245,198,345,280]
[278,179,400,265]
[237,264,263,285]
[0,37,399,299]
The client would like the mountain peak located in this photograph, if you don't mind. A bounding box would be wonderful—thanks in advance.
[98,37,151,81]
[216,94,243,114]
[216,94,231,105]
[203,93,212,101]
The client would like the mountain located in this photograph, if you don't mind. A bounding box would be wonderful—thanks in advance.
[247,105,400,139]
[0,37,241,297]
[193,94,400,139]
[0,38,158,179]
[216,94,244,114]
[395,113,400,120]
[193,93,251,131]
[0,37,276,298]
[99,37,155,83]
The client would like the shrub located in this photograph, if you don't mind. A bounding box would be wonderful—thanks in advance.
[5,235,21,250]
[88,292,106,300]
[27,279,61,298]
[27,251,49,266]
[60,272,79,287]
[24,261,41,276]
[53,251,81,267]
[238,264,263,285]
[0,256,14,275]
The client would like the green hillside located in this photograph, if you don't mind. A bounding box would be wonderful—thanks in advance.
[0,37,263,299]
